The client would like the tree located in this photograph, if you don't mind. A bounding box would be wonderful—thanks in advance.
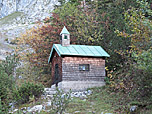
[19,15,59,68]
[117,0,152,54]
[19,0,141,74]
[54,0,138,70]
[0,54,18,112]
[111,0,152,102]
[18,13,76,69]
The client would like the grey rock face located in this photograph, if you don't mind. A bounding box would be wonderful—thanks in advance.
[0,0,15,18]
[0,0,59,22]
[28,105,43,113]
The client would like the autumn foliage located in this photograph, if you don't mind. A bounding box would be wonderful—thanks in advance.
[16,0,152,112]
[19,13,76,68]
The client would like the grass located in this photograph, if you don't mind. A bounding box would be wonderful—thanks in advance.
[0,12,23,26]
[10,60,152,114]
[65,86,119,114]
[11,85,152,114]
[13,86,117,114]
[64,86,152,114]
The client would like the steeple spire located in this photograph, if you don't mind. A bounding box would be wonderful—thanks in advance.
[60,26,70,35]
[60,26,70,46]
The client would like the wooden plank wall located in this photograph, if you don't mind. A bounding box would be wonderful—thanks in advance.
[62,57,105,81]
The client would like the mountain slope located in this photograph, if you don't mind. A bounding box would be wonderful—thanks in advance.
[0,0,58,23]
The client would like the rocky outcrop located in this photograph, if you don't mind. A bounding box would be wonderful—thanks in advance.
[10,87,93,113]
[0,0,58,22]
[0,1,60,61]
[0,0,59,60]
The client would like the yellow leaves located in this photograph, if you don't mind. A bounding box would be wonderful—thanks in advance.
[131,27,140,33]
[105,67,108,71]
[117,6,151,54]
[114,49,124,55]
[109,80,125,90]
[109,81,115,88]
[116,30,130,38]
[107,69,114,81]
[108,74,113,79]
[88,37,93,42]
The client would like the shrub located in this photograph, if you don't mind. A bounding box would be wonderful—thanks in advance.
[0,99,2,114]
[0,55,17,113]
[13,82,44,105]
[108,48,152,104]
[1,54,19,76]
[104,77,111,85]
[0,70,12,101]
[0,54,18,102]
[135,49,152,101]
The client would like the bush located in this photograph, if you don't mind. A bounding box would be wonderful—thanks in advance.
[0,72,14,112]
[0,54,18,113]
[0,70,13,101]
[104,77,111,85]
[0,54,18,103]
[135,49,152,101]
[108,48,152,104]
[0,99,2,114]
[1,54,19,76]
[13,82,44,105]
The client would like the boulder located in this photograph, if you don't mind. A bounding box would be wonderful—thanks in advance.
[28,105,43,113]
[130,105,137,112]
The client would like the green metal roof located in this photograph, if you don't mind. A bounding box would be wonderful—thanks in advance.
[60,26,70,35]
[48,44,110,63]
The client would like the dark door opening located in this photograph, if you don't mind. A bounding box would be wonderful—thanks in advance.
[54,64,59,87]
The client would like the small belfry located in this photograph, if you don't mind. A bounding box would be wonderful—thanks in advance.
[48,26,110,91]
[60,26,70,46]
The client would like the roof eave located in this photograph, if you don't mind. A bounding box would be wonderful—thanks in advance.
[61,54,110,57]
[48,44,61,63]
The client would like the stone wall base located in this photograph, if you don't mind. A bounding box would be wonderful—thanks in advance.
[56,81,105,92]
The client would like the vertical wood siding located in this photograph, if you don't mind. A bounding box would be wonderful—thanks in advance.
[62,57,105,81]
